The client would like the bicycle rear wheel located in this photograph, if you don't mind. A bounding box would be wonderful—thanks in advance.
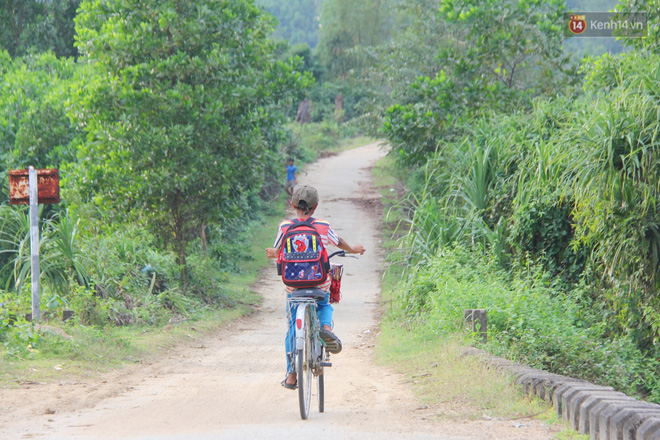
[297,305,313,420]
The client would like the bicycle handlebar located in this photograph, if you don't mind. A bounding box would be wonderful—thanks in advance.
[328,250,358,260]
[328,250,346,259]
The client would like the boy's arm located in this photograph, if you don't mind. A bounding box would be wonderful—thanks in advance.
[337,237,366,255]
[267,222,287,258]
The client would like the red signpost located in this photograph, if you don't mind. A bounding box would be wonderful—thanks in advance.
[8,168,60,321]
[9,168,60,205]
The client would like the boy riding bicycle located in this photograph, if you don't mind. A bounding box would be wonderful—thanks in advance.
[265,185,366,389]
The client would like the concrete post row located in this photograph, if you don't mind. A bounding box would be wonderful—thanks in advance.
[463,347,660,440]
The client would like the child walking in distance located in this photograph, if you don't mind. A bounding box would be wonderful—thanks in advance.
[285,158,297,196]
[265,185,366,390]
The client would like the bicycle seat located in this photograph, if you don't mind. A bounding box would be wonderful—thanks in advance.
[290,288,327,301]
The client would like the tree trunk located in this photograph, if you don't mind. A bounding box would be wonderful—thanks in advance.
[178,238,187,287]
[201,222,208,259]
[296,98,311,124]
[334,93,344,123]
[172,191,187,287]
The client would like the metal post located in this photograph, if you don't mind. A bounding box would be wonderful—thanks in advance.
[464,308,487,342]
[28,166,40,321]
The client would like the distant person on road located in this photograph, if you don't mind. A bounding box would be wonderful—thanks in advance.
[265,185,366,390]
[285,158,297,196]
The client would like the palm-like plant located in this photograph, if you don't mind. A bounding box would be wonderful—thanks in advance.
[0,206,32,292]
[571,84,660,289]
[41,212,90,294]
[459,143,494,213]
[0,206,89,296]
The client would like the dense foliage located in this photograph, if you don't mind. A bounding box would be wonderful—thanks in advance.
[0,0,80,58]
[273,0,391,126]
[381,0,660,400]
[376,0,575,166]
[0,0,312,358]
[396,246,655,399]
[73,0,310,278]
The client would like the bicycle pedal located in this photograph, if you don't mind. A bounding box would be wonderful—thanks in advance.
[320,361,332,367]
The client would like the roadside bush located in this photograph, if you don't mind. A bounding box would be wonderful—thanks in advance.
[0,290,42,358]
[0,207,91,296]
[395,52,660,381]
[508,190,587,286]
[67,284,110,327]
[78,220,178,299]
[181,252,229,306]
[565,53,660,352]
[3,320,41,358]
[396,245,660,399]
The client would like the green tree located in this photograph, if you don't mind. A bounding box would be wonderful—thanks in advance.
[285,43,325,80]
[0,0,80,58]
[0,51,80,205]
[567,53,660,349]
[0,50,81,292]
[380,0,574,166]
[73,0,310,283]
[616,0,660,54]
[438,0,568,91]
[356,0,452,135]
[316,0,389,79]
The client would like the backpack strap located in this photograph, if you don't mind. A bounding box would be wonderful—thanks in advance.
[288,217,317,231]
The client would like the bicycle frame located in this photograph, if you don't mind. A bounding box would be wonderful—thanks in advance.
[287,293,326,372]
[293,298,318,352]
[287,289,328,420]
[285,251,349,419]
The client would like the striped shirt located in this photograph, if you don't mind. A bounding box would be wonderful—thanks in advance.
[273,218,339,249]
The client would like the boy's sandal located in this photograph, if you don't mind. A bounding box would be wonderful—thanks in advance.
[320,329,342,354]
[281,379,298,390]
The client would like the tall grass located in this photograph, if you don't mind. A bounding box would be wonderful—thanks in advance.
[391,51,660,400]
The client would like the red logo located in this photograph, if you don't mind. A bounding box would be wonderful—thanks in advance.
[569,15,587,34]
[294,239,307,252]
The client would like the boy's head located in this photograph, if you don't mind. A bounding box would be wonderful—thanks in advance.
[288,158,294,165]
[291,185,318,215]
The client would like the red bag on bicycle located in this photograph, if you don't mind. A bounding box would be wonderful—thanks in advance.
[329,264,343,304]
[277,218,330,288]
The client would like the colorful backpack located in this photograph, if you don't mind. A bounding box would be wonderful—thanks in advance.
[277,218,330,288]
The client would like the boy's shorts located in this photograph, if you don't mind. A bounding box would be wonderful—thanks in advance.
[285,179,296,190]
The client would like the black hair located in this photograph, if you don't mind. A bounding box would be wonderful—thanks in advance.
[295,199,316,215]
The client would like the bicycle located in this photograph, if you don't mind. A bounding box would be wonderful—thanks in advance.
[286,250,349,420]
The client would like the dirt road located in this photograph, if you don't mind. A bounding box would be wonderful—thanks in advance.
[0,143,558,439]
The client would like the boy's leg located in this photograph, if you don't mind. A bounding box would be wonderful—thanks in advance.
[315,293,334,328]
[285,312,295,373]
[283,299,297,387]
[317,293,342,354]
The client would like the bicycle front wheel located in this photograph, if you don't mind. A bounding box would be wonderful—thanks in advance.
[318,368,324,413]
[297,305,313,420]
